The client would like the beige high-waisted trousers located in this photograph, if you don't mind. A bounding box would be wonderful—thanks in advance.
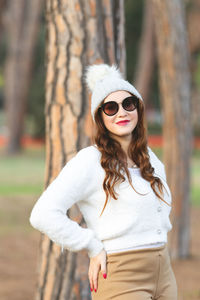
[92,244,177,300]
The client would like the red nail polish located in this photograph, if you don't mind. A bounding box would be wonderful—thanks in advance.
[94,289,97,292]
[90,288,93,292]
[103,273,107,279]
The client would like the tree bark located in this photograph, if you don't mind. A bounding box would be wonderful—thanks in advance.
[112,0,126,76]
[36,1,125,299]
[187,1,200,130]
[134,0,155,105]
[4,0,43,154]
[152,0,192,258]
[0,0,6,40]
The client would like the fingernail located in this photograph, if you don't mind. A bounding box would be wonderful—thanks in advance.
[90,288,93,292]
[94,289,97,292]
[103,273,107,279]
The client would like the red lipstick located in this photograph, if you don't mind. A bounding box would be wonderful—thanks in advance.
[116,120,130,125]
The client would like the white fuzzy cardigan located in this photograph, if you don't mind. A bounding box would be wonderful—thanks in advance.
[29,145,172,258]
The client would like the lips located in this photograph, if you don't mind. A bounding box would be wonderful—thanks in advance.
[116,120,130,125]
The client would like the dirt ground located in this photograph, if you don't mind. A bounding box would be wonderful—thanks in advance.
[0,208,199,300]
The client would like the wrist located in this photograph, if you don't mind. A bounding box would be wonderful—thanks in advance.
[87,237,104,258]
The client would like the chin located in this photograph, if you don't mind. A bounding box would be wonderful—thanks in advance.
[111,131,133,139]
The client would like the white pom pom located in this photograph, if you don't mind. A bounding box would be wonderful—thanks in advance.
[84,64,122,92]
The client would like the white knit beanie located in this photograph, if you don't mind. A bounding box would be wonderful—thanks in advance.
[84,64,143,120]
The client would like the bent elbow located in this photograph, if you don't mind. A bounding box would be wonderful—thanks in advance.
[29,205,44,231]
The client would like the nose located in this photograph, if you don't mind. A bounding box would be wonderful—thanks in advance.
[117,103,128,117]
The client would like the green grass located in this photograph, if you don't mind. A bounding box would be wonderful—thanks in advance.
[0,147,45,236]
[190,149,200,206]
[0,194,37,236]
[0,147,45,196]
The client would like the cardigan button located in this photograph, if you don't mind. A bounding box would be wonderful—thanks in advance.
[157,206,162,212]
[157,229,162,234]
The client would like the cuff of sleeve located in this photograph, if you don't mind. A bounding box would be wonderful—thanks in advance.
[87,236,104,258]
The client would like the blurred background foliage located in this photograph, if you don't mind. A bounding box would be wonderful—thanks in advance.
[0,0,199,138]
[26,16,45,138]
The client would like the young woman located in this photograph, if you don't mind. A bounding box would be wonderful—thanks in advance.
[30,64,177,300]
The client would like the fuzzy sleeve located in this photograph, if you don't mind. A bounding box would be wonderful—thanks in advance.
[29,148,104,258]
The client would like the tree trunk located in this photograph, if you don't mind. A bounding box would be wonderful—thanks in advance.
[36,1,125,299]
[134,0,155,105]
[0,0,6,40]
[152,0,192,258]
[4,0,43,154]
[112,0,126,76]
[187,2,200,130]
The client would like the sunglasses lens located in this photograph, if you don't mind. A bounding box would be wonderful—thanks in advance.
[103,101,118,116]
[123,97,137,111]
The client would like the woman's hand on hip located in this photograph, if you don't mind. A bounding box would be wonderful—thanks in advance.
[88,248,107,293]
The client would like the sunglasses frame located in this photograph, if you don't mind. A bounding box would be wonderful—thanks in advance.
[99,95,139,116]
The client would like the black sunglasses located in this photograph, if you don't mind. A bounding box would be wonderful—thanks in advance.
[99,96,139,116]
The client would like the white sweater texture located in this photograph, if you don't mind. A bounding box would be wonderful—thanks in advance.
[29,145,172,258]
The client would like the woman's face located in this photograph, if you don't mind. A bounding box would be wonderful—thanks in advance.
[101,90,138,141]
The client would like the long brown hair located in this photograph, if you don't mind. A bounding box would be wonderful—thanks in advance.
[92,94,170,217]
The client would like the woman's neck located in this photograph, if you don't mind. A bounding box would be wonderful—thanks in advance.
[110,134,137,168]
[110,134,131,156]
